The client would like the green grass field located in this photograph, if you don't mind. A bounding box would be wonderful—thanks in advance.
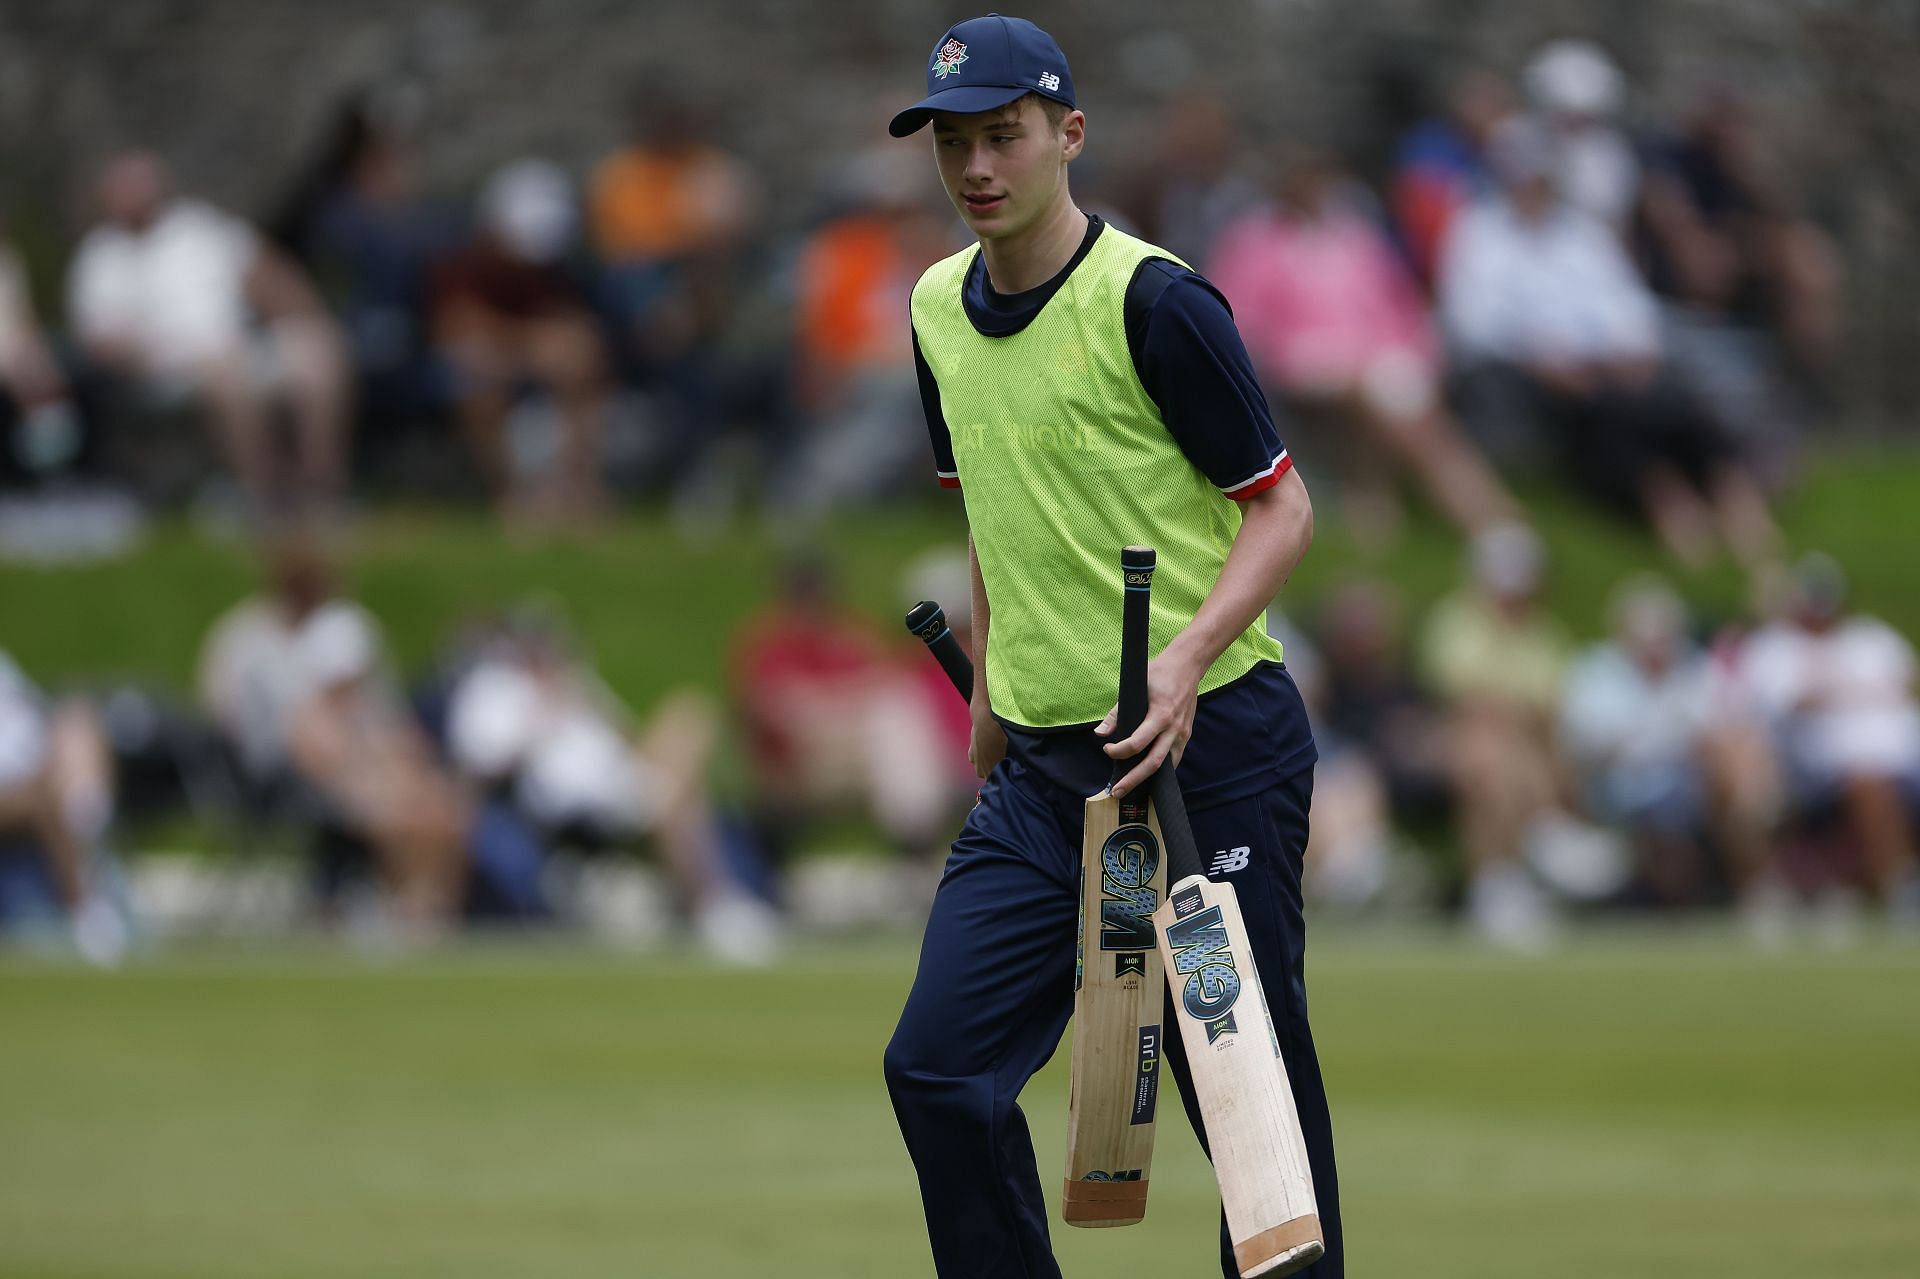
[2,932,1916,1278]
[4,449,1919,712]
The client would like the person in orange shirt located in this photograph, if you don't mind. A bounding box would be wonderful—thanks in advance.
[590,94,752,266]
[590,90,756,493]
[787,146,951,513]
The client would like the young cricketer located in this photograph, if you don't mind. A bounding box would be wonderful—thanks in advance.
[880,15,1342,1278]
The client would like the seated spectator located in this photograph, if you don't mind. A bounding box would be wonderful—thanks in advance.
[430,160,609,525]
[1315,578,1454,835]
[731,556,955,867]
[441,610,779,963]
[1418,527,1617,945]
[1637,86,1843,390]
[787,146,951,515]
[1522,40,1640,232]
[1741,555,1920,914]
[1209,151,1523,539]
[0,221,85,485]
[1391,68,1514,289]
[590,88,756,484]
[0,650,126,963]
[1559,576,1777,907]
[1272,613,1396,910]
[197,534,338,797]
[198,536,542,933]
[284,603,475,931]
[1440,119,1779,569]
[274,92,457,459]
[67,151,349,514]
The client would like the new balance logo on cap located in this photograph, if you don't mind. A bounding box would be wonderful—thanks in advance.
[1038,72,1061,91]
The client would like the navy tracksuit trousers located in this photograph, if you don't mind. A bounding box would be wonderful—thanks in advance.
[884,758,1342,1278]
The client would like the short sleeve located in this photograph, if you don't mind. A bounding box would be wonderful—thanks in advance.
[1126,259,1291,500]
[913,327,960,489]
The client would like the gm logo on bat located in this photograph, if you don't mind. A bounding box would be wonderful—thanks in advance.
[1167,886,1243,1043]
[1099,822,1161,959]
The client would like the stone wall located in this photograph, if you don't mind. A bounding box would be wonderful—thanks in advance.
[1,0,1914,420]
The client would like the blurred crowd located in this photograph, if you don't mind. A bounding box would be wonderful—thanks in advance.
[5,524,1914,961]
[0,40,1841,548]
[3,38,1913,957]
[1282,537,1918,947]
[0,532,981,962]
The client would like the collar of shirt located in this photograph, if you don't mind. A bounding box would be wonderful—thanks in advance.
[961,213,1104,337]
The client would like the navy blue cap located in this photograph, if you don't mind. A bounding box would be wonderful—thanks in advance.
[889,14,1075,137]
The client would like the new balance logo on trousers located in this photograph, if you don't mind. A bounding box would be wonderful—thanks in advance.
[1209,845,1251,876]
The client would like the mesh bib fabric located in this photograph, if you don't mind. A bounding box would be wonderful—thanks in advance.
[911,224,1284,728]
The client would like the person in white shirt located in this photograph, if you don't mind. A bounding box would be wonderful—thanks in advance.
[67,152,349,512]
[1522,40,1640,232]
[443,613,779,963]
[198,537,470,932]
[1440,118,1778,569]
[1559,576,1780,905]
[196,535,339,789]
[1741,555,1920,907]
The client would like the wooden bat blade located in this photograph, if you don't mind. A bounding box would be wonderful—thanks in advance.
[1154,872,1323,1277]
[1063,786,1167,1227]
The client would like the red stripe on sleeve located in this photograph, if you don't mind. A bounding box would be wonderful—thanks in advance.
[1224,452,1292,501]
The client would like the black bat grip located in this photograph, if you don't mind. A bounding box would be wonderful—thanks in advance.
[1115,546,1156,753]
[905,600,974,701]
[1149,767,1205,884]
[1117,548,1202,882]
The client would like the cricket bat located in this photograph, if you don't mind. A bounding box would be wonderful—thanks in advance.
[906,588,1167,1227]
[1060,545,1167,1226]
[1134,551,1323,1276]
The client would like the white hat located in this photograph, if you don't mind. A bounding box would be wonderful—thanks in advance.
[481,158,577,263]
[1524,39,1625,117]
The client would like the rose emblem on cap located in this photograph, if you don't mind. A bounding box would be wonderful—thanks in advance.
[933,37,969,78]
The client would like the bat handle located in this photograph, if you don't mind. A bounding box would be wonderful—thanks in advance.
[1119,548,1203,884]
[905,600,974,701]
[1115,547,1156,747]
[1148,766,1206,886]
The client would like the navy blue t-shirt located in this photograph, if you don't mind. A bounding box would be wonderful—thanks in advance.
[911,214,1315,807]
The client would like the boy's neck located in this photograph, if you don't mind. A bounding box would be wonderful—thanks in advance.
[977,195,1088,295]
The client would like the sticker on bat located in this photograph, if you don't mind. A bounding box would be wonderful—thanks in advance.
[1166,894,1243,1044]
[1083,1168,1144,1182]
[1099,823,1161,952]
[1131,1024,1160,1124]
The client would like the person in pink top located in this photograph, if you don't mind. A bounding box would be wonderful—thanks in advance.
[1210,152,1521,539]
